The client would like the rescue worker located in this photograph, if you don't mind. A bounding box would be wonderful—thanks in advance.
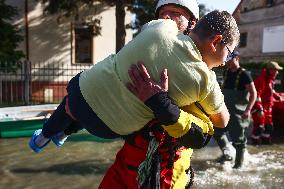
[99,4,239,189]
[214,51,257,169]
[251,61,283,145]
[99,1,202,188]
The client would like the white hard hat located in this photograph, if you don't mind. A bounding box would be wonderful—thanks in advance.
[156,0,199,20]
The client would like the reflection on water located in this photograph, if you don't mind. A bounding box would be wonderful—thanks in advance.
[0,137,123,189]
[1,136,284,189]
[191,142,284,189]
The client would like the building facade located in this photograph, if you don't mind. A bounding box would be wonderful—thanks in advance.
[233,0,284,63]
[2,0,133,104]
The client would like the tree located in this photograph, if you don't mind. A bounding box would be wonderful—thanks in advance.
[0,0,24,72]
[199,3,211,18]
[116,0,126,52]
[128,0,156,33]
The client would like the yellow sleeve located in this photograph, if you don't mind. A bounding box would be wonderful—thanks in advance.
[162,103,214,138]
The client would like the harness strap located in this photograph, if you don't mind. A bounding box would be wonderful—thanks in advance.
[235,68,245,90]
[222,68,245,90]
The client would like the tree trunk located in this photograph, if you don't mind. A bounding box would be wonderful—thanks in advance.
[115,0,126,53]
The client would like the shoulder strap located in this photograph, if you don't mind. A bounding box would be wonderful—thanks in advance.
[234,68,245,90]
[194,102,209,117]
[221,69,229,90]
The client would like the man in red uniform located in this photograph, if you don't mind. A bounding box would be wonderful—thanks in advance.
[99,1,202,188]
[251,61,283,144]
[99,5,239,188]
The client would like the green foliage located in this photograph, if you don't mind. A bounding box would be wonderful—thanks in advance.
[128,0,156,32]
[240,60,284,70]
[199,3,211,18]
[213,60,284,92]
[0,0,24,72]
[213,60,284,75]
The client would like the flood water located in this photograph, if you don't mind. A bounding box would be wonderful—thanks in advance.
[1,134,284,189]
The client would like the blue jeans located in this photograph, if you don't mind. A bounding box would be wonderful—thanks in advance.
[42,73,120,139]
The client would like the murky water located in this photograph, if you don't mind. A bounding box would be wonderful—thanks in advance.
[1,135,284,189]
[191,141,284,189]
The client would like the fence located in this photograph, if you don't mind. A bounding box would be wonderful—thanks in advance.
[1,62,284,107]
[0,61,90,107]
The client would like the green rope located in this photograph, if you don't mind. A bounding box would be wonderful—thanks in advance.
[137,137,159,188]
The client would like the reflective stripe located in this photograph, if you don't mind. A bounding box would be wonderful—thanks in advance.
[171,148,193,188]
[162,110,191,138]
[162,109,214,138]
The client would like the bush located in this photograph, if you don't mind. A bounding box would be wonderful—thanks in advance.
[213,60,284,92]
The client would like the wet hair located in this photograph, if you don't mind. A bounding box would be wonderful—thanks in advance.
[191,10,240,45]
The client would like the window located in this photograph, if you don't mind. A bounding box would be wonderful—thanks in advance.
[239,33,247,48]
[72,25,94,64]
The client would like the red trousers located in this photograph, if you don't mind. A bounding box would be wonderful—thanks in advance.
[251,102,273,137]
[99,133,192,189]
[99,135,148,189]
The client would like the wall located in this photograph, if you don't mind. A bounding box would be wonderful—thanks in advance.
[7,0,133,75]
[4,0,133,104]
[237,2,284,62]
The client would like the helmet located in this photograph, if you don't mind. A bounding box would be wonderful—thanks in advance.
[155,0,199,20]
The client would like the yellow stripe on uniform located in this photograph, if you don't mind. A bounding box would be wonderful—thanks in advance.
[171,148,193,188]
[162,103,214,138]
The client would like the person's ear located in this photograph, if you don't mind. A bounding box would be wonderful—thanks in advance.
[210,35,223,52]
[190,20,197,29]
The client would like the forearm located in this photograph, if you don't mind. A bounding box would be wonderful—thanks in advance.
[245,82,257,112]
[145,95,214,148]
[209,104,230,128]
[160,108,214,149]
[246,93,257,112]
[145,92,213,132]
[164,105,214,149]
[145,92,180,125]
[273,91,282,100]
